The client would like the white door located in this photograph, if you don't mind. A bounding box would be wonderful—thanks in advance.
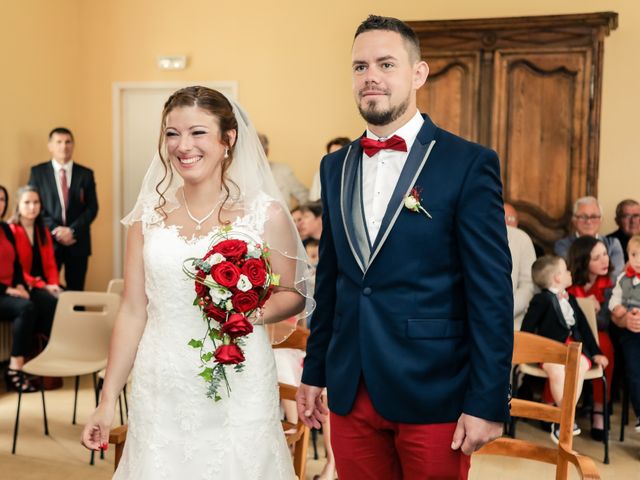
[112,82,238,276]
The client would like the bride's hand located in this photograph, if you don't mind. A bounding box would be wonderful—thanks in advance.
[81,403,115,451]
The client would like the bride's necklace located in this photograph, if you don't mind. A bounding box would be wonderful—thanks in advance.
[182,190,224,231]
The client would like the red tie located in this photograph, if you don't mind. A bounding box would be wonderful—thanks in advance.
[60,168,69,223]
[360,135,407,157]
[557,290,569,300]
[626,265,640,279]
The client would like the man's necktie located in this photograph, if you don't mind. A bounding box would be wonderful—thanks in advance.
[360,135,407,157]
[60,168,69,224]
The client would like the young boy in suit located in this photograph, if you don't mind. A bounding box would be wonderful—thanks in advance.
[522,255,608,443]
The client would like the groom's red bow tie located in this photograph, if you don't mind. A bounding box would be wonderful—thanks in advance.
[626,265,640,279]
[360,135,407,157]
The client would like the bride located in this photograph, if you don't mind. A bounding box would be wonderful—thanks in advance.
[81,86,313,479]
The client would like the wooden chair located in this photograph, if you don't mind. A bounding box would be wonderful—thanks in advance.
[273,326,310,479]
[476,331,601,479]
[514,298,610,463]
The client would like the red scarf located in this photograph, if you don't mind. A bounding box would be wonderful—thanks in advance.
[567,275,613,304]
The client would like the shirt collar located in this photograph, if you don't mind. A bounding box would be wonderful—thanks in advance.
[51,159,73,173]
[366,110,424,151]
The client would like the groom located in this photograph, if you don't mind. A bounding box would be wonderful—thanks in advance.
[297,15,513,479]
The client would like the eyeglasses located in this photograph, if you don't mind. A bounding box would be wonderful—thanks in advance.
[574,215,601,222]
[619,214,640,221]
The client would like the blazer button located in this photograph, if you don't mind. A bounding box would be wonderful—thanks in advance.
[362,287,372,296]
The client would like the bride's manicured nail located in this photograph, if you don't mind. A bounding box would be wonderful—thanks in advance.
[101,442,108,450]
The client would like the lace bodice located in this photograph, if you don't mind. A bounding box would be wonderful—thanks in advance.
[113,193,294,480]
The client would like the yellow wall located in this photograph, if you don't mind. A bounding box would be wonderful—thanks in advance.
[1,1,637,290]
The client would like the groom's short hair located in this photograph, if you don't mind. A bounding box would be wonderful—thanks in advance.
[354,15,422,63]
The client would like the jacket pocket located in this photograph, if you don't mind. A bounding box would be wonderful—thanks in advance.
[406,318,465,339]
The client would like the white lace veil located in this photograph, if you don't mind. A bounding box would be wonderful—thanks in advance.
[122,88,315,343]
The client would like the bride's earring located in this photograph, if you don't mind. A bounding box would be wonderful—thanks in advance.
[224,148,229,159]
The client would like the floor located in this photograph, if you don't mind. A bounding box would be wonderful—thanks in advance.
[0,376,638,479]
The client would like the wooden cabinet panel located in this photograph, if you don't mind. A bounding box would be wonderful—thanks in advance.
[417,53,480,140]
[408,13,617,251]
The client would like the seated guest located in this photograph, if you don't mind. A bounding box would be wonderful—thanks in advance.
[504,202,536,329]
[609,234,640,433]
[299,201,322,246]
[567,236,615,440]
[522,255,608,443]
[290,206,304,238]
[309,136,351,201]
[0,185,38,392]
[607,199,640,261]
[259,132,308,208]
[9,186,60,337]
[555,196,625,278]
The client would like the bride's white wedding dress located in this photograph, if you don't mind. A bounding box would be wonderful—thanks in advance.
[114,196,295,479]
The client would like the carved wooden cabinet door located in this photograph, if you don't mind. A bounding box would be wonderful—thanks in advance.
[410,13,617,251]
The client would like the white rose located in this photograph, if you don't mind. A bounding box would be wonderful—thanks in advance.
[404,196,418,210]
[208,253,225,266]
[236,274,252,292]
[225,299,234,311]
[210,285,232,303]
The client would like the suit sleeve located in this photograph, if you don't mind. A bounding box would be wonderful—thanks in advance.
[520,294,547,333]
[455,148,514,422]
[69,169,99,234]
[29,166,61,231]
[300,155,337,387]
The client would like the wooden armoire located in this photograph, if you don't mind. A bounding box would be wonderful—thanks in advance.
[408,12,618,251]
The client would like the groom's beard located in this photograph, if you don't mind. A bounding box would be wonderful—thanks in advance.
[358,92,410,127]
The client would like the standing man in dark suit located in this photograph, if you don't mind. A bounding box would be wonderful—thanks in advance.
[29,127,98,291]
[296,16,513,479]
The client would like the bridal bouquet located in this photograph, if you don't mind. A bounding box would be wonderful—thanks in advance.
[183,225,278,401]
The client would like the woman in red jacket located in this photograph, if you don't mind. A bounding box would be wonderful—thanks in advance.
[0,185,38,392]
[9,186,60,337]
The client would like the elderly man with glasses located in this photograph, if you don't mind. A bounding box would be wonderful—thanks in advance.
[554,196,625,277]
[607,199,640,261]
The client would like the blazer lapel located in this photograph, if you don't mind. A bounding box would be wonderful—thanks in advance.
[340,144,367,273]
[547,291,569,330]
[45,162,64,221]
[367,117,437,271]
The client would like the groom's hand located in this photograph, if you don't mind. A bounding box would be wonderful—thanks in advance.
[296,383,329,429]
[451,413,503,455]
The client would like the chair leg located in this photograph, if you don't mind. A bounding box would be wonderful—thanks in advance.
[12,381,23,454]
[620,379,629,442]
[40,378,49,436]
[311,428,319,460]
[72,375,80,425]
[123,384,129,419]
[602,375,609,465]
[118,394,124,425]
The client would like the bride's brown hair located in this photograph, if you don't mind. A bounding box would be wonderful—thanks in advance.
[155,86,239,221]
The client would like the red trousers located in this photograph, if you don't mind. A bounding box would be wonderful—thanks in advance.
[330,382,471,479]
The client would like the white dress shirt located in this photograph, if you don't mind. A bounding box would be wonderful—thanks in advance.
[362,110,424,242]
[51,159,73,224]
[549,287,576,327]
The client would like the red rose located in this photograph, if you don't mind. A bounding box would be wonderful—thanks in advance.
[214,344,245,364]
[195,269,209,298]
[203,302,228,322]
[232,290,259,313]
[212,262,241,288]
[221,313,254,338]
[242,258,267,287]
[210,239,248,261]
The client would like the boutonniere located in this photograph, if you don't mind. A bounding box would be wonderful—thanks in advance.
[404,186,432,219]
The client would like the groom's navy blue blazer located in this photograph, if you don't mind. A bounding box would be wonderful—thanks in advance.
[301,114,514,424]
